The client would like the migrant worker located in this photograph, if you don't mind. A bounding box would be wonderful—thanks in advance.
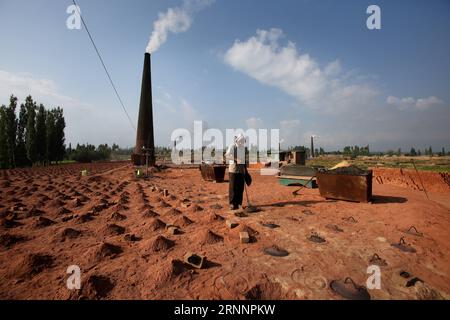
[225,133,247,210]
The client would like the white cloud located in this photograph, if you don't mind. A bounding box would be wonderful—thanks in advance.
[180,98,196,120]
[279,119,301,146]
[146,0,215,53]
[387,95,443,111]
[280,119,300,128]
[0,69,135,147]
[246,117,264,129]
[0,70,85,109]
[324,60,342,77]
[224,28,378,113]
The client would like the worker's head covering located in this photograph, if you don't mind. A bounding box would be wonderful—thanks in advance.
[235,133,246,147]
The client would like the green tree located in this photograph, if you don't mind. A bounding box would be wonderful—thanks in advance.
[397,148,402,156]
[15,102,29,167]
[4,96,18,168]
[350,145,360,159]
[54,107,66,162]
[0,105,8,168]
[35,104,47,164]
[410,147,417,156]
[343,146,351,156]
[46,109,56,162]
[25,99,37,164]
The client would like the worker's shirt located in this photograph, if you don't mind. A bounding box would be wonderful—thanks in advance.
[225,144,246,174]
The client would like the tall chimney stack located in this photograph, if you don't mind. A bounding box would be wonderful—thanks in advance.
[310,136,315,158]
[133,53,155,166]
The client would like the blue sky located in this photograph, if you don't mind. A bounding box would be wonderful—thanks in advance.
[0,0,449,151]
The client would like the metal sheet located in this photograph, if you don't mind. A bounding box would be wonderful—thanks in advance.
[200,164,226,183]
[317,170,372,203]
[280,164,317,177]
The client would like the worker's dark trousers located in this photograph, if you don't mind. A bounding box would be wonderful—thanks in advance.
[229,173,245,208]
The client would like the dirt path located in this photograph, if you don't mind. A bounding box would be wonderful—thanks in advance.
[0,164,449,300]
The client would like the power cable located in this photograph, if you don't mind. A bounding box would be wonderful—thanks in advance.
[72,0,136,131]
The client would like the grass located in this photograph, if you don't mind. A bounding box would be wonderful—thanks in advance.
[306,156,450,173]
[50,160,76,165]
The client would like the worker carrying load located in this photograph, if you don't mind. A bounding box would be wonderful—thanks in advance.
[225,133,251,210]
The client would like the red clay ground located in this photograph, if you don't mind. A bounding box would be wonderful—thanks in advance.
[0,162,449,300]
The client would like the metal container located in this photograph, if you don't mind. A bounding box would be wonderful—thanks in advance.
[317,169,373,203]
[200,164,227,183]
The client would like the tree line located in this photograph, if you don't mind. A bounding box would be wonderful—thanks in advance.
[289,144,449,158]
[66,143,116,163]
[0,95,65,169]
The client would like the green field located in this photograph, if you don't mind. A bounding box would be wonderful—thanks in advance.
[306,156,450,173]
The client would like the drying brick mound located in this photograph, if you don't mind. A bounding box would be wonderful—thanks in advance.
[149,235,175,252]
[34,217,55,228]
[26,206,45,218]
[173,215,194,227]
[113,203,128,211]
[205,213,225,222]
[48,198,66,208]
[142,209,159,218]
[245,282,283,300]
[156,201,171,208]
[165,208,182,216]
[0,233,27,248]
[77,213,94,224]
[94,243,123,261]
[187,204,204,213]
[372,168,450,195]
[200,230,224,245]
[149,218,167,231]
[138,203,152,212]
[56,207,72,216]
[59,228,82,242]
[104,224,125,236]
[1,217,21,229]
[0,180,11,188]
[71,198,83,208]
[78,275,115,300]
[14,253,55,279]
[153,259,190,287]
[245,281,285,300]
[109,212,127,222]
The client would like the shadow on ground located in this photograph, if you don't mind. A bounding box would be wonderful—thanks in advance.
[372,195,408,204]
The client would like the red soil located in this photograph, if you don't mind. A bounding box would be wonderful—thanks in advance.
[372,167,450,195]
[0,161,449,300]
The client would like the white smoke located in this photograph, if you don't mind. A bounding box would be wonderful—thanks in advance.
[146,0,215,53]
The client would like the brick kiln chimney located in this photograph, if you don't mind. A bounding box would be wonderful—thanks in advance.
[310,136,315,158]
[133,53,155,166]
